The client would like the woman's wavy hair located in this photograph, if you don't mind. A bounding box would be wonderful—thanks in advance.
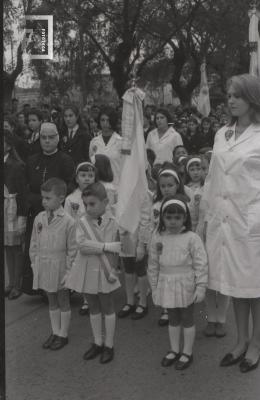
[227,74,260,125]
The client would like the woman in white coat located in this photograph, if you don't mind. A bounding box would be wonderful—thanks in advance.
[146,108,183,164]
[89,108,122,187]
[203,74,260,373]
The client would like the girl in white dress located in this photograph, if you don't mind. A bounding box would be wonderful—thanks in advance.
[148,196,208,370]
[64,161,97,315]
[186,157,204,232]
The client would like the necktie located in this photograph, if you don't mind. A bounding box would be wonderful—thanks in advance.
[48,211,54,224]
[69,129,73,140]
[97,216,102,226]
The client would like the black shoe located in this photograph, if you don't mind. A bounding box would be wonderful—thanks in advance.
[161,351,180,367]
[158,311,169,327]
[8,288,22,300]
[5,286,13,297]
[100,347,114,364]
[220,351,246,367]
[131,305,148,320]
[50,336,68,350]
[175,353,193,370]
[79,304,89,316]
[239,357,260,373]
[83,343,104,360]
[42,334,58,349]
[117,304,135,318]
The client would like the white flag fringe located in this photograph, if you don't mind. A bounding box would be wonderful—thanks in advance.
[248,4,260,77]
[197,62,210,117]
[116,87,147,234]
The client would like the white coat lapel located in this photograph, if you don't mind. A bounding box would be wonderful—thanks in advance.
[230,123,258,148]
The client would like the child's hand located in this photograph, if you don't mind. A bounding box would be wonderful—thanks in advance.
[60,274,68,287]
[193,286,206,303]
[104,242,121,253]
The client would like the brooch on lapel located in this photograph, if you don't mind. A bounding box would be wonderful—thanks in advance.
[156,242,163,255]
[92,145,97,153]
[71,202,79,212]
[225,129,234,141]
[37,222,43,233]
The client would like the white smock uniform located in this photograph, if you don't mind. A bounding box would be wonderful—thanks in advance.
[203,123,260,298]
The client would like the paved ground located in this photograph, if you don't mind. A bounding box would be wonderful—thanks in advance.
[5,280,260,400]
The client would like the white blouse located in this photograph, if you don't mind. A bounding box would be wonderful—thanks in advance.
[146,127,183,164]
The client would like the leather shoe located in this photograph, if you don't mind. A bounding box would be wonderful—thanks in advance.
[215,322,226,338]
[161,351,180,367]
[50,336,68,350]
[83,343,104,360]
[158,311,169,327]
[8,288,22,300]
[239,357,260,373]
[131,305,148,320]
[5,286,13,297]
[117,304,135,318]
[79,304,89,316]
[203,322,216,337]
[100,347,114,364]
[220,351,246,367]
[42,334,58,349]
[175,353,193,370]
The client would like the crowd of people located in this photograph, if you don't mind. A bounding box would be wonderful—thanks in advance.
[4,73,260,373]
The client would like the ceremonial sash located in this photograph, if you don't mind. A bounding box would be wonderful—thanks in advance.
[79,216,118,283]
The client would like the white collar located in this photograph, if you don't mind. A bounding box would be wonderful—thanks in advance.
[4,153,9,163]
[47,206,65,219]
[69,124,79,134]
[43,149,58,156]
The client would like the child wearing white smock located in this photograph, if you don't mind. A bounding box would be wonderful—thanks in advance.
[148,196,208,370]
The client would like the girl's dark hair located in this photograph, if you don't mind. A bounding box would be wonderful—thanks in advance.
[154,108,172,126]
[4,129,25,165]
[63,104,83,128]
[28,108,43,121]
[94,153,113,182]
[97,107,118,131]
[157,194,192,233]
[146,148,156,167]
[154,165,189,203]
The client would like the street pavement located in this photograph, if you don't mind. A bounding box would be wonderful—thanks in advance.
[5,280,260,400]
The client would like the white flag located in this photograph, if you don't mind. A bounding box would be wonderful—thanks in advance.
[197,62,210,117]
[249,6,260,76]
[116,87,147,234]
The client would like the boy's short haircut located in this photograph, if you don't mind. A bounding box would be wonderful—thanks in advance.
[28,108,43,121]
[41,178,67,197]
[82,182,107,201]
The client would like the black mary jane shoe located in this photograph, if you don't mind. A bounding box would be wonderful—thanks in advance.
[220,351,247,367]
[50,336,68,350]
[83,343,104,360]
[42,334,58,349]
[158,311,169,327]
[117,304,136,318]
[100,347,114,364]
[175,353,193,370]
[79,303,89,316]
[239,357,260,373]
[161,351,180,367]
[131,305,148,320]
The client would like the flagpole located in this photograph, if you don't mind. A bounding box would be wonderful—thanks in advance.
[248,0,260,76]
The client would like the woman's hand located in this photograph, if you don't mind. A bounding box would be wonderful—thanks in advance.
[193,286,206,303]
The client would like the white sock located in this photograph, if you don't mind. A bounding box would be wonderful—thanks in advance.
[90,313,103,346]
[104,313,116,348]
[137,276,148,307]
[49,309,61,335]
[216,293,230,323]
[168,325,181,357]
[59,310,71,338]
[125,273,135,305]
[181,326,196,361]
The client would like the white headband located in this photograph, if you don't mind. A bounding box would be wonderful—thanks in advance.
[162,199,187,213]
[186,157,201,171]
[76,162,94,175]
[178,156,187,164]
[159,169,180,183]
